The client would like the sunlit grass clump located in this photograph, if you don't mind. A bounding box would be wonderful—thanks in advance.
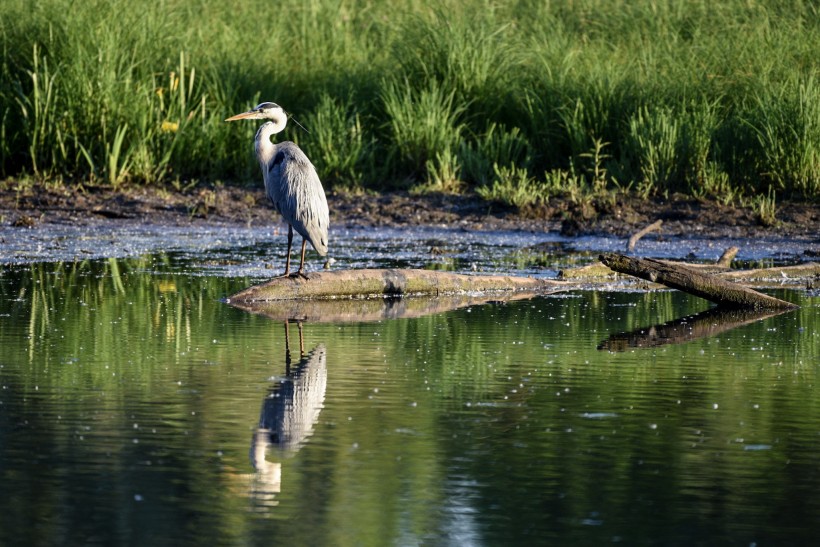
[1,0,819,209]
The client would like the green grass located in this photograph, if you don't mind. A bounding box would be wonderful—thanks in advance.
[1,0,819,207]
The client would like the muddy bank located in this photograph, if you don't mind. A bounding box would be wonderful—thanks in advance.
[1,181,818,241]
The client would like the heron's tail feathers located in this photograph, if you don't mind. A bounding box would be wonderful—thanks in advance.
[311,237,328,257]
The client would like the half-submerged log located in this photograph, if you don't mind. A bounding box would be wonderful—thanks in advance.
[226,268,574,304]
[558,262,618,279]
[718,262,820,282]
[561,256,819,283]
[599,252,798,310]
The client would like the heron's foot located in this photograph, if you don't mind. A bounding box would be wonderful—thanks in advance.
[273,269,309,280]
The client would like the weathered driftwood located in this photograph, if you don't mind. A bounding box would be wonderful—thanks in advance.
[226,268,574,304]
[658,261,731,274]
[561,254,819,284]
[562,246,737,278]
[657,245,738,273]
[599,252,798,310]
[627,219,663,252]
[656,261,820,283]
[560,258,732,279]
[718,262,820,281]
[558,262,618,279]
[597,306,791,352]
[225,252,812,311]
[228,291,543,323]
[716,246,739,267]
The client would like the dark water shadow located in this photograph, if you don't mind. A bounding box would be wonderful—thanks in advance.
[597,306,794,352]
[248,322,327,505]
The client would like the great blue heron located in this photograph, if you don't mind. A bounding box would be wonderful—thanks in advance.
[226,102,329,277]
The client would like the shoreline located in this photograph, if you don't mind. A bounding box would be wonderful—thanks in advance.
[1,182,818,243]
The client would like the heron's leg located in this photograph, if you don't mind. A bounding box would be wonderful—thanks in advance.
[280,225,294,277]
[296,239,309,278]
[283,321,292,374]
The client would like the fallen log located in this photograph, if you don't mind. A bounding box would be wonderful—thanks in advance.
[598,252,798,310]
[226,258,812,309]
[561,258,819,283]
[558,262,618,279]
[563,245,737,279]
[718,262,820,281]
[226,268,575,303]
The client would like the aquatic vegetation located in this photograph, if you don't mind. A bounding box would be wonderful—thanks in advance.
[1,0,819,205]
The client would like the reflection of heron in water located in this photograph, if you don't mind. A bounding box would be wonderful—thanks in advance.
[250,321,327,497]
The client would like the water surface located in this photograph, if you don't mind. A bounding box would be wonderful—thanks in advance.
[1,226,818,546]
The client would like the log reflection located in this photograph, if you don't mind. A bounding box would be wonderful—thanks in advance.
[249,321,327,503]
[228,291,542,324]
[598,307,793,352]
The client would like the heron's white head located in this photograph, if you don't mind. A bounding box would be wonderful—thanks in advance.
[226,102,288,133]
[226,102,310,135]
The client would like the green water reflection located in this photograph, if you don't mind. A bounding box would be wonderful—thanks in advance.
[1,257,819,546]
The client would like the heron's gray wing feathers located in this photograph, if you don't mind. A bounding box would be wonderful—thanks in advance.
[266,142,329,256]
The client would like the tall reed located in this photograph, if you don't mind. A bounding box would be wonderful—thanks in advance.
[0,0,818,206]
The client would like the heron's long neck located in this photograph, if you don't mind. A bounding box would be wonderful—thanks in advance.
[254,117,287,173]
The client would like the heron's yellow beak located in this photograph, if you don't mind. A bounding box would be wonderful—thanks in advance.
[225,111,257,122]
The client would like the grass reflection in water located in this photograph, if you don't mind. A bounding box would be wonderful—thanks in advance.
[0,256,818,545]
